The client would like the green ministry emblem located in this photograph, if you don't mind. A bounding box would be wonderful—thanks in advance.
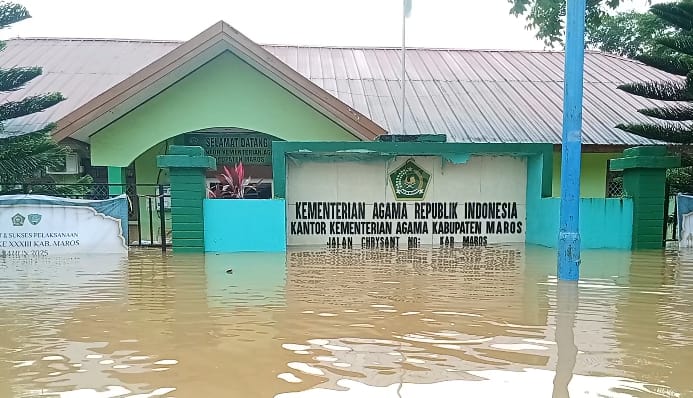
[389,159,431,200]
[11,213,25,227]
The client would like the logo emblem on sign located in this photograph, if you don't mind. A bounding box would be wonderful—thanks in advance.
[389,159,431,200]
[28,214,42,225]
[11,213,25,226]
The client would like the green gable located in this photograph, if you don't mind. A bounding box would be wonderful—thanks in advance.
[90,51,359,167]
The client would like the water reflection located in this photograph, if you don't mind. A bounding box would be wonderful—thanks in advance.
[204,252,286,308]
[276,247,677,397]
[615,249,692,397]
[552,281,578,398]
[0,246,690,397]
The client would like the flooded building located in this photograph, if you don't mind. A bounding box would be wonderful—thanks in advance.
[0,21,678,251]
[2,19,691,396]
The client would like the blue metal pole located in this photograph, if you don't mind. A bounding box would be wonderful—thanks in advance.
[558,0,586,281]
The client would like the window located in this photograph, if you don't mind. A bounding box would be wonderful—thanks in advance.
[606,159,623,198]
[46,153,80,174]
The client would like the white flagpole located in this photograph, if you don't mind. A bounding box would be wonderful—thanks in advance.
[401,0,409,134]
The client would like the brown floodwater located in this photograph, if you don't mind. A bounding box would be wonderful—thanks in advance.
[0,245,691,397]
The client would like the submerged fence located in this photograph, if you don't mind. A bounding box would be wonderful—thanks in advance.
[0,182,171,251]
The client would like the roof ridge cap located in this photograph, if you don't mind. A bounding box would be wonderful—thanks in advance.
[261,44,561,52]
[6,36,183,44]
[4,39,652,58]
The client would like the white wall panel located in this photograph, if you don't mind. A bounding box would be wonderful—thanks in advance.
[287,155,527,248]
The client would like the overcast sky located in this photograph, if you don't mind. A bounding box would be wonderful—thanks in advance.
[1,0,655,50]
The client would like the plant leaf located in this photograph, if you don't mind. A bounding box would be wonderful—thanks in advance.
[638,104,693,121]
[617,80,692,101]
[616,122,693,143]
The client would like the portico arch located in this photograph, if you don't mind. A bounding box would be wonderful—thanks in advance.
[126,126,284,246]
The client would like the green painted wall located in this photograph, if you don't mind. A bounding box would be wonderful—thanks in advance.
[107,167,126,196]
[135,142,169,186]
[552,152,621,198]
[90,51,358,167]
[623,169,667,249]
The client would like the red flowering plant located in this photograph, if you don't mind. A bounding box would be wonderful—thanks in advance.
[207,162,262,199]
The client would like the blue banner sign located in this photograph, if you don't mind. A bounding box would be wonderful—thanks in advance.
[0,194,129,256]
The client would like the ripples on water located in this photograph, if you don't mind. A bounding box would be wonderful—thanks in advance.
[0,245,691,397]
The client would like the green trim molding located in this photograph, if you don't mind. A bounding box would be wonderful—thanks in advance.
[157,145,216,253]
[610,146,680,249]
[610,146,680,170]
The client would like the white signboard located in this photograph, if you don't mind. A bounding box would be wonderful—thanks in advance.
[286,156,527,248]
[0,195,128,256]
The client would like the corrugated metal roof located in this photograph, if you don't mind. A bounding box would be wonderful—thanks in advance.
[0,37,678,145]
[0,38,180,137]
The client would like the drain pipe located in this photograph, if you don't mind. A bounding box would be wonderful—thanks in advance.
[558,0,586,281]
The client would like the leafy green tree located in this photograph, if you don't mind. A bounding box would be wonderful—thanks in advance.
[587,11,671,57]
[616,1,693,193]
[508,0,673,58]
[0,2,92,195]
[0,129,64,184]
[508,0,645,47]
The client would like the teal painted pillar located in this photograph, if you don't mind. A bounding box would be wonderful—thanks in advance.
[610,146,679,249]
[157,146,216,253]
[107,166,127,196]
[558,0,587,281]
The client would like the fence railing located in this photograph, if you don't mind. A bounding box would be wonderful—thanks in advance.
[0,182,171,251]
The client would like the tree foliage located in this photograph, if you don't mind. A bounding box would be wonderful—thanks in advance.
[0,125,66,184]
[511,1,693,193]
[616,1,693,193]
[0,2,92,196]
[586,11,671,57]
[508,0,639,47]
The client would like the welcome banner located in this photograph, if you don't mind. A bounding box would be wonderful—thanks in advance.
[0,194,129,256]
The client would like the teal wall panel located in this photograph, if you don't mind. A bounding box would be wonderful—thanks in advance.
[527,197,633,249]
[526,152,633,249]
[204,199,286,253]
